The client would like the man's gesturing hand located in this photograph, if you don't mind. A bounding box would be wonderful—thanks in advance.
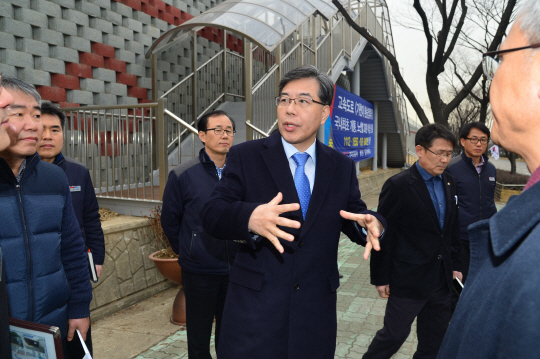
[248,192,301,253]
[340,211,383,260]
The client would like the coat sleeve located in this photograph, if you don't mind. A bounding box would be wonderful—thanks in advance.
[341,160,386,245]
[201,146,261,248]
[82,169,105,265]
[61,187,92,319]
[370,178,400,286]
[161,170,183,255]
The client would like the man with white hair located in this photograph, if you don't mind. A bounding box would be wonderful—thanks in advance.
[438,1,540,357]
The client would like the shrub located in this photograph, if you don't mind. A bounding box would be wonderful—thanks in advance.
[496,169,530,185]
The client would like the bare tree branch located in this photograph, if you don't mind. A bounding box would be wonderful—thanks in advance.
[331,0,431,125]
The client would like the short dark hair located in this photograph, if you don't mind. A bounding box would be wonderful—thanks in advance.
[415,123,456,148]
[40,102,66,130]
[459,122,490,139]
[278,65,334,106]
[197,110,235,132]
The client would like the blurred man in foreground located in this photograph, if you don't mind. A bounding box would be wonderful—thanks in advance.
[439,1,540,357]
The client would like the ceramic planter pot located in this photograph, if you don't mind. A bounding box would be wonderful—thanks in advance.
[149,252,186,326]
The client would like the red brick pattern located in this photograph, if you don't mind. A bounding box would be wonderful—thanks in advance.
[36,86,67,103]
[128,86,149,99]
[51,74,80,90]
[105,58,127,73]
[66,63,93,78]
[79,52,105,68]
[117,73,138,87]
[91,43,116,58]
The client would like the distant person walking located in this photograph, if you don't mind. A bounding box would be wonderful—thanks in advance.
[364,124,462,359]
[446,122,496,306]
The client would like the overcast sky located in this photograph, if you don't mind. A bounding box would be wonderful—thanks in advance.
[383,0,431,128]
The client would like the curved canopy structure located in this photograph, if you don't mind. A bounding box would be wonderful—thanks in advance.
[146,0,342,58]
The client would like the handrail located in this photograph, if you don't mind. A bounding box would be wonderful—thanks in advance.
[160,49,226,99]
[164,109,198,134]
[252,63,279,93]
[246,120,271,137]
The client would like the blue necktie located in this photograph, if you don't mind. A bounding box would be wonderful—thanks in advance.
[292,153,311,220]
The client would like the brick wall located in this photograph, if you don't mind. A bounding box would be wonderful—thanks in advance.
[0,0,242,107]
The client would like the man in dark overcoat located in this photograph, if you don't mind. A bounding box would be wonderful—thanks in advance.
[201,65,386,359]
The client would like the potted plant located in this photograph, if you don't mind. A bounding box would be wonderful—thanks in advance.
[146,206,186,326]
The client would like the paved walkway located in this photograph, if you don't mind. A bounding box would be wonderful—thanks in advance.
[491,157,530,175]
[93,232,417,358]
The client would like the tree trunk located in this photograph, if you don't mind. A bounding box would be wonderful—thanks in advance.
[508,152,517,175]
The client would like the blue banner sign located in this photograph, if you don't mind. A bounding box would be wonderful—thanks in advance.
[326,85,375,162]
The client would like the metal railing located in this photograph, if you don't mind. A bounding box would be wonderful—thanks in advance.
[62,102,163,201]
[61,98,201,202]
[160,30,245,154]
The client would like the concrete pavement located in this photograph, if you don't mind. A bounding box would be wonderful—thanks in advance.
[491,157,530,175]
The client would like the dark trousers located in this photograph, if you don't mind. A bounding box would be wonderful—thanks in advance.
[182,269,229,359]
[63,325,93,359]
[363,263,451,359]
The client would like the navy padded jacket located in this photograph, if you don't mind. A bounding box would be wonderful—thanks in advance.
[0,153,92,338]
[446,152,497,241]
[161,149,237,275]
[54,153,105,265]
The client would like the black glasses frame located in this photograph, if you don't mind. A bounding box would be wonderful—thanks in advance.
[482,43,540,80]
[464,137,488,145]
[422,145,453,159]
[204,127,236,136]
[275,96,327,108]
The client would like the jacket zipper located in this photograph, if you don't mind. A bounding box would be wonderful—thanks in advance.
[16,181,34,321]
[478,173,483,220]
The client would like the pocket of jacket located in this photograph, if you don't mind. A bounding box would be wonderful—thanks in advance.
[229,265,264,291]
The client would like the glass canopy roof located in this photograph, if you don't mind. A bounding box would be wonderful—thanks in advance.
[146,0,344,57]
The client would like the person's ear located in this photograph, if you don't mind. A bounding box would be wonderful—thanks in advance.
[198,130,206,144]
[415,145,424,157]
[320,105,330,125]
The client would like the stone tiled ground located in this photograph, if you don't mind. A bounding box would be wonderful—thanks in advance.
[133,235,417,359]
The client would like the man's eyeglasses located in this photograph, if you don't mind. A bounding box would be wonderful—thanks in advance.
[275,96,326,108]
[422,145,453,159]
[0,73,3,88]
[465,137,488,145]
[482,43,540,80]
[204,128,235,136]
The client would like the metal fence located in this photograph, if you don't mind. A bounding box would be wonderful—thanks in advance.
[62,102,163,201]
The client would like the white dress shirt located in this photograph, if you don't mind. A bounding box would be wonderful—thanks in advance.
[281,137,316,193]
